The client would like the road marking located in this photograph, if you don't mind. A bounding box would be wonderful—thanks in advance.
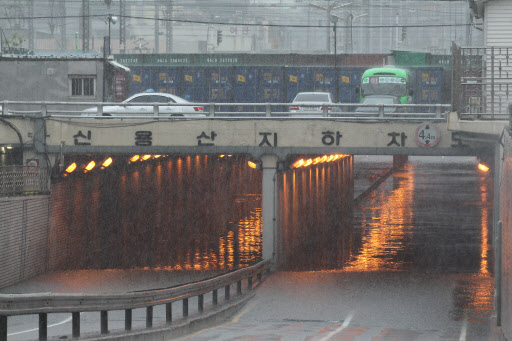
[318,311,354,341]
[8,316,72,336]
[459,316,468,341]
[175,299,258,340]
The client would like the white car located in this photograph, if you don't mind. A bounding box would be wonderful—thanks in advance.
[82,92,205,117]
[288,92,341,115]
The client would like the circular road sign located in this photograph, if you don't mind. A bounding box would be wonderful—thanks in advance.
[415,123,440,148]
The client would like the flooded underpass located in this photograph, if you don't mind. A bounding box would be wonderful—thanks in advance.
[1,155,495,340]
[181,155,494,340]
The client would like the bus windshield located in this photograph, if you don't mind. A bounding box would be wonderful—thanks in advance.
[361,76,407,97]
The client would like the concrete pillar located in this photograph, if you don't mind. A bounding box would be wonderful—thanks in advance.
[393,155,408,169]
[261,154,278,263]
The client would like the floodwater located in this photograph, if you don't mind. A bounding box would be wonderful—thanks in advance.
[349,155,493,275]
[176,155,495,340]
[2,155,495,340]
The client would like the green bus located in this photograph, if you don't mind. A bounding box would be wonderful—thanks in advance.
[359,67,413,104]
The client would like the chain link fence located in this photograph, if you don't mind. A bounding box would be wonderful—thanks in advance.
[0,166,49,196]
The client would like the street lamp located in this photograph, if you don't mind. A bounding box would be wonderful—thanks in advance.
[107,14,118,55]
[347,13,367,53]
[103,14,118,102]
[330,15,339,103]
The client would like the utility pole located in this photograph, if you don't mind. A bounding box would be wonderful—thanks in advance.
[466,2,472,46]
[27,0,34,51]
[60,0,66,52]
[331,15,338,102]
[81,0,89,52]
[365,0,370,53]
[308,1,352,54]
[120,0,126,53]
[154,5,159,53]
[165,2,173,53]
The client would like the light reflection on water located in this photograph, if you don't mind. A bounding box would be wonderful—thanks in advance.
[351,156,494,323]
[345,163,416,272]
[278,155,494,323]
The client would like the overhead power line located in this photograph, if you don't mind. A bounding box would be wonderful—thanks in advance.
[0,14,475,29]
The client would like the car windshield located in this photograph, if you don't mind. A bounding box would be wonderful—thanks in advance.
[294,93,330,102]
[361,77,407,97]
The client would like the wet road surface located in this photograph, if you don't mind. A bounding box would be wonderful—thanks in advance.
[178,156,494,340]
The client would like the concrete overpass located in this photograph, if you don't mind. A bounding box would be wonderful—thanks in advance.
[0,109,506,159]
[0,107,508,262]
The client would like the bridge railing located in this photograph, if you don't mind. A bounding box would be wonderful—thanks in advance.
[0,100,451,121]
[0,260,271,341]
[0,166,49,196]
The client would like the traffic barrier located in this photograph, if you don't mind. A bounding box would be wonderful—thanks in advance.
[0,260,271,340]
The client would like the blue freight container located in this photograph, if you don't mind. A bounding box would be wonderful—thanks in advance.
[258,67,284,112]
[127,65,445,114]
[338,67,367,111]
[233,66,258,112]
[410,67,443,112]
[310,68,336,95]
[181,67,206,103]
[338,68,365,105]
[285,67,309,103]
[128,66,152,96]
[205,67,233,112]
[155,67,180,95]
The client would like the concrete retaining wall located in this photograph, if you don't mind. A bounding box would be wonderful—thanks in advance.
[0,195,50,288]
[500,130,512,340]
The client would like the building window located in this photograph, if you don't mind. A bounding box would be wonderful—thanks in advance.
[70,77,96,97]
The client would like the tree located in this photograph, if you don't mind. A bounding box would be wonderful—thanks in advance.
[2,32,25,49]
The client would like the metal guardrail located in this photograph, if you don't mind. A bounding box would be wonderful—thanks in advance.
[0,166,49,196]
[0,100,451,121]
[0,260,271,341]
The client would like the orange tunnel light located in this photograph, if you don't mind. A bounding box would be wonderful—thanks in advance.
[291,159,305,168]
[65,162,77,173]
[142,155,152,160]
[130,155,140,162]
[248,161,257,169]
[478,163,490,172]
[85,161,96,171]
[102,157,113,168]
[290,154,348,169]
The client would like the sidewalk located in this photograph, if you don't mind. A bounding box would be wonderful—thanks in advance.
[0,269,227,294]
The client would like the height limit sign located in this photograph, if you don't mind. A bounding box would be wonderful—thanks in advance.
[415,123,440,148]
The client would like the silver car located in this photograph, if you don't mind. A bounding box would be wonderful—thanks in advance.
[82,92,205,117]
[288,92,341,115]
